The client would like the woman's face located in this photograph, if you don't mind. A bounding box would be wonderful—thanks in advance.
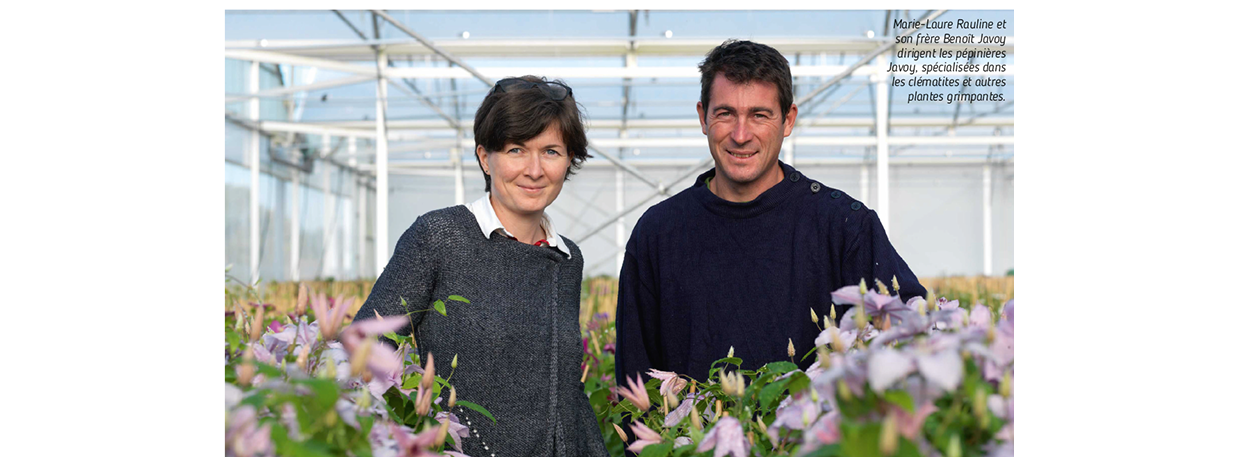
[477,124,571,219]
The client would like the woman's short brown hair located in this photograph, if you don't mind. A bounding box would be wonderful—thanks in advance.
[473,75,590,192]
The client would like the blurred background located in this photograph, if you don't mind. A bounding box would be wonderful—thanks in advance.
[224,9,1014,291]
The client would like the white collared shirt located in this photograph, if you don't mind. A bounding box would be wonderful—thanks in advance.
[465,194,572,259]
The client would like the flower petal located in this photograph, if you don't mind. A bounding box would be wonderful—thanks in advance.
[867,348,915,393]
[916,350,963,392]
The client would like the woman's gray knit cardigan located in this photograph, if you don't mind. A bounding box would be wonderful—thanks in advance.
[353,205,609,457]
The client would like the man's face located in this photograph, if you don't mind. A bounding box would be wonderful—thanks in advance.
[697,73,797,200]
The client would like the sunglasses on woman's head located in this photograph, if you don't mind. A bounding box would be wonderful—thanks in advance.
[491,78,573,101]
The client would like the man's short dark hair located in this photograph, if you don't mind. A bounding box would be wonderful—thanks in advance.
[473,75,590,192]
[698,40,794,117]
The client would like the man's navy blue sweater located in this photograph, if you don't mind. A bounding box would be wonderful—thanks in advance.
[615,162,926,384]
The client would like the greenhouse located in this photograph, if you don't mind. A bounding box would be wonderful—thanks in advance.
[224,9,1015,457]
[225,9,1013,284]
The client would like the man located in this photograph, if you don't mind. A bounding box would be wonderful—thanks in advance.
[615,40,926,385]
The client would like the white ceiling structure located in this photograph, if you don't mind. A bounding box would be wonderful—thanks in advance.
[225,9,1014,282]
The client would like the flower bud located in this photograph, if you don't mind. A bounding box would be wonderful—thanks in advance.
[757,417,768,435]
[875,279,889,296]
[296,345,309,372]
[689,381,697,395]
[810,308,819,325]
[947,434,962,457]
[720,373,735,396]
[691,405,703,431]
[295,283,309,317]
[727,346,734,359]
[837,380,852,401]
[892,275,900,293]
[351,339,372,378]
[421,353,436,390]
[973,387,989,426]
[448,385,457,408]
[879,412,898,455]
[416,388,432,417]
[858,278,868,295]
[434,420,449,447]
[359,388,372,410]
[451,353,458,369]
[237,350,256,386]
[787,338,796,358]
[666,390,679,409]
[324,358,337,380]
[613,423,629,443]
[810,386,820,403]
[829,304,837,323]
[802,410,812,428]
[1000,371,1013,398]
[830,328,846,353]
[748,431,755,447]
[250,307,266,342]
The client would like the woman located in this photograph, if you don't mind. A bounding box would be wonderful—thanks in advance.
[354,76,607,456]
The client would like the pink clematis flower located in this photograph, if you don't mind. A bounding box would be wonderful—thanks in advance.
[615,373,651,412]
[225,405,273,457]
[385,421,443,457]
[815,326,858,352]
[892,402,939,439]
[340,316,410,385]
[931,298,966,330]
[311,291,353,341]
[664,392,704,426]
[647,368,688,397]
[696,416,749,457]
[627,421,664,454]
[968,304,993,329]
[867,348,917,393]
[800,411,842,453]
[434,411,471,449]
[767,392,822,439]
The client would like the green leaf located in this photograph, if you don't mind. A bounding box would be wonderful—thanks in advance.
[384,331,399,343]
[758,378,790,409]
[763,361,798,375]
[804,443,841,456]
[254,361,285,378]
[433,300,447,316]
[638,442,674,457]
[710,356,743,371]
[895,436,922,456]
[672,443,698,456]
[589,388,612,407]
[455,399,496,424]
[784,372,811,395]
[882,389,916,414]
[298,378,341,414]
[447,295,470,304]
[801,347,818,362]
[840,422,883,457]
[225,328,241,354]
